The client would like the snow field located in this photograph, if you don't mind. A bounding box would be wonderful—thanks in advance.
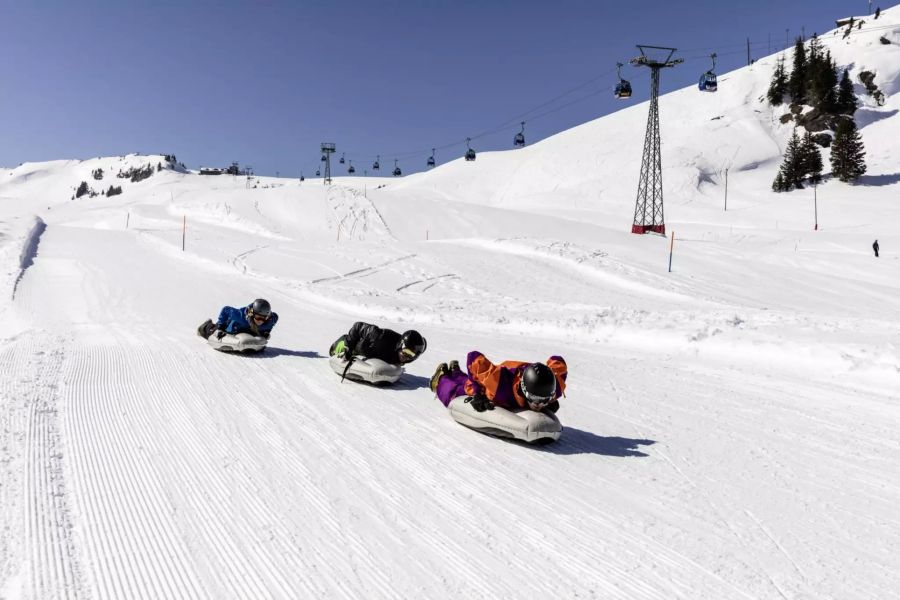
[1,7,900,599]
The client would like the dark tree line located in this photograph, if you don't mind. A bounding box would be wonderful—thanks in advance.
[117,163,155,183]
[769,35,867,188]
[773,130,823,191]
[769,35,857,114]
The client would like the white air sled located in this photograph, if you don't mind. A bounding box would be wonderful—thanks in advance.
[207,332,268,353]
[447,395,562,443]
[329,355,403,385]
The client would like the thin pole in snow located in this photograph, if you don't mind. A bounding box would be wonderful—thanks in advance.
[724,168,729,211]
[126,212,130,229]
[668,231,675,273]
[814,183,818,230]
[182,215,186,251]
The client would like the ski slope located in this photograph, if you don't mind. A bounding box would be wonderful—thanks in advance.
[2,8,900,600]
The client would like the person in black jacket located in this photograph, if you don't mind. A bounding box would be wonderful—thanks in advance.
[873,239,880,257]
[329,322,427,365]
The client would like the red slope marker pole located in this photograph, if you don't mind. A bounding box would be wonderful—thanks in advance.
[668,231,675,273]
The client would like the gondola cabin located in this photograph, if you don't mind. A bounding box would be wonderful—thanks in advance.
[699,71,717,92]
[614,80,632,99]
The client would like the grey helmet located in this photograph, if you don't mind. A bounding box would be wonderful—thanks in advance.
[248,298,272,319]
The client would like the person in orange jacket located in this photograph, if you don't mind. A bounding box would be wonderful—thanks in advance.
[430,351,567,413]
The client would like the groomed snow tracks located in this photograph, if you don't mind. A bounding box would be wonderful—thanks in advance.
[0,333,83,599]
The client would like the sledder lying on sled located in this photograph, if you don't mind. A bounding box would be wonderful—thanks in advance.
[430,352,567,444]
[197,298,278,354]
[328,321,427,384]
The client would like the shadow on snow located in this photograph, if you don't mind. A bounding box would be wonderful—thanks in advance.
[246,347,323,359]
[857,172,900,187]
[539,427,656,457]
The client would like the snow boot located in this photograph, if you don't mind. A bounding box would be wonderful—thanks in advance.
[430,363,449,393]
[197,319,215,339]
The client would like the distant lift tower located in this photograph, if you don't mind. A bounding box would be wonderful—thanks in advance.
[629,46,682,234]
[321,143,336,185]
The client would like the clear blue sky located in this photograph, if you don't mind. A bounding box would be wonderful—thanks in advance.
[0,0,879,176]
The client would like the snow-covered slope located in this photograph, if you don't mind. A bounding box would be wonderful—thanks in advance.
[1,8,899,600]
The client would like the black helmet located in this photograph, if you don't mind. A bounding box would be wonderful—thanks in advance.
[519,363,556,408]
[397,330,427,363]
[248,298,272,319]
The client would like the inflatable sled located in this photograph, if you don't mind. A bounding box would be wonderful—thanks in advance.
[329,355,403,385]
[447,395,562,443]
[207,332,268,354]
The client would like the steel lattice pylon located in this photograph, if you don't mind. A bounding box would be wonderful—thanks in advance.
[630,46,682,235]
[321,143,336,185]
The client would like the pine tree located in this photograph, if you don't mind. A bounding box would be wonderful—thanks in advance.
[788,38,807,104]
[767,56,788,106]
[777,129,805,190]
[836,68,858,114]
[831,118,867,182]
[805,34,824,100]
[815,52,839,113]
[772,171,786,192]
[800,131,823,184]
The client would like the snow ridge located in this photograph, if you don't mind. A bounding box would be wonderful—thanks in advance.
[13,217,46,300]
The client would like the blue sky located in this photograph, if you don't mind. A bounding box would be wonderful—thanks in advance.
[0,0,880,176]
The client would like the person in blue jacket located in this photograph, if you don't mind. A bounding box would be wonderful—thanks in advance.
[197,298,279,340]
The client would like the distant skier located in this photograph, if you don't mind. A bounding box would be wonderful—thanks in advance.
[197,298,279,340]
[873,239,880,257]
[430,351,567,413]
[329,322,427,365]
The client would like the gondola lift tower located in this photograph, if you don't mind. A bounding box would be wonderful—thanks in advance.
[629,45,682,235]
[320,143,336,185]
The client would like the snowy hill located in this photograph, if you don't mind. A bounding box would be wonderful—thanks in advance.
[1,8,899,600]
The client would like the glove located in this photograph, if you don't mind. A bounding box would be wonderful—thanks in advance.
[215,329,227,340]
[338,345,352,360]
[466,394,494,413]
[543,400,560,414]
[260,331,270,339]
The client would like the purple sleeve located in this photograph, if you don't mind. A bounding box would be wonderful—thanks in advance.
[465,350,485,394]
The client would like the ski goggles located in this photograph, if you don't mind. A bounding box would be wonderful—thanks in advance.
[399,347,420,362]
[249,312,270,323]
[525,395,553,410]
[520,382,554,409]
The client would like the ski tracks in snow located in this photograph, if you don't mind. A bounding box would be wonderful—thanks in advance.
[327,186,393,242]
[1,332,84,600]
